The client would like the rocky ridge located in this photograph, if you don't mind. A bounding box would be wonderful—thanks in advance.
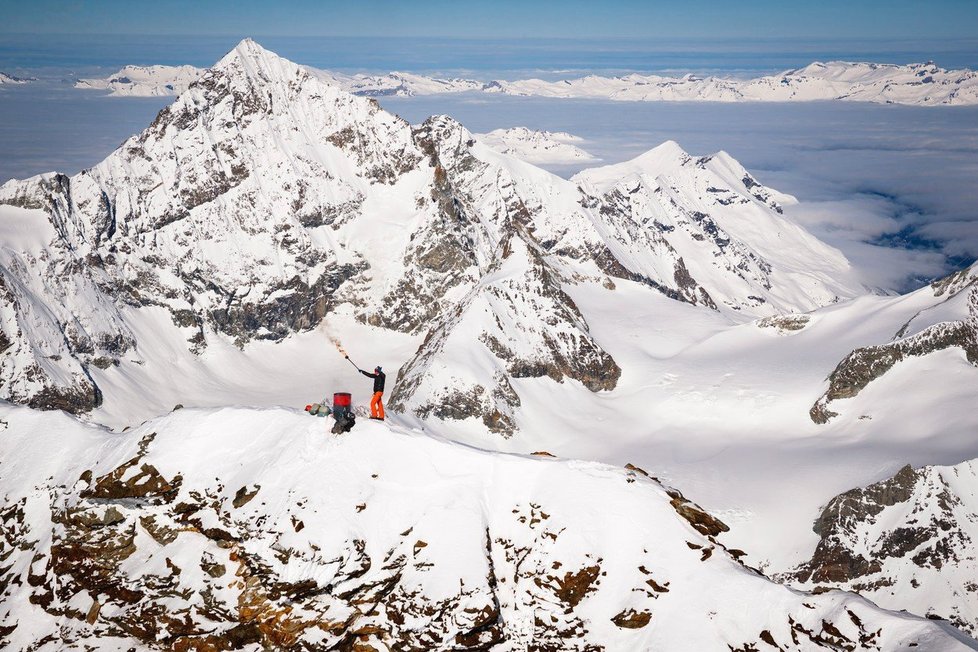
[1,404,973,651]
[787,459,978,636]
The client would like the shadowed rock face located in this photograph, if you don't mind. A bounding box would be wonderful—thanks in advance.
[786,460,978,635]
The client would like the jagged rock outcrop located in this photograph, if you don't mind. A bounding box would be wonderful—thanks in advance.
[390,232,620,436]
[786,459,978,636]
[1,405,972,651]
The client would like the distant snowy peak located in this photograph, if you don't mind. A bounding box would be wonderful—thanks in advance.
[574,140,860,315]
[475,127,597,164]
[327,59,978,106]
[0,71,35,85]
[308,67,484,96]
[494,60,978,106]
[75,64,205,96]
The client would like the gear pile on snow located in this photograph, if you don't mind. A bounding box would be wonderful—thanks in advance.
[304,391,356,433]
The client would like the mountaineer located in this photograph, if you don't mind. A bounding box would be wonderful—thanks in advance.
[359,366,386,420]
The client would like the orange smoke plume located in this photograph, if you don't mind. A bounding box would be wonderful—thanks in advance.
[322,323,347,357]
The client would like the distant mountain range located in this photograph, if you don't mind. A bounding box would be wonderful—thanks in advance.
[77,59,978,106]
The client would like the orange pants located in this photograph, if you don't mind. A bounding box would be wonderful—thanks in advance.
[370,391,385,419]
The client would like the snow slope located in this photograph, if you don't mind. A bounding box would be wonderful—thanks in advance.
[1,403,974,651]
[475,127,597,164]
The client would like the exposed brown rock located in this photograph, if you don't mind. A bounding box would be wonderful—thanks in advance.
[611,608,652,629]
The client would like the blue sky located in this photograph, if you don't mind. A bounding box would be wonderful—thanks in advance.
[2,0,978,39]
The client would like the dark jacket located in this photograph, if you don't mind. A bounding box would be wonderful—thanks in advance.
[360,369,386,392]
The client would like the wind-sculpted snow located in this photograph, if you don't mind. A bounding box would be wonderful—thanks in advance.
[1,404,974,651]
[787,459,978,636]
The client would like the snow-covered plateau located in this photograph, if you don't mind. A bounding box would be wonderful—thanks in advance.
[77,59,978,106]
[3,39,978,648]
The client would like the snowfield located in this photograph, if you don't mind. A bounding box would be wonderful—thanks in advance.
[2,39,978,648]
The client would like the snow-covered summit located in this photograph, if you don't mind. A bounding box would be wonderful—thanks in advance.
[1,403,973,651]
[574,139,859,315]
[0,38,421,413]
[475,127,597,164]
